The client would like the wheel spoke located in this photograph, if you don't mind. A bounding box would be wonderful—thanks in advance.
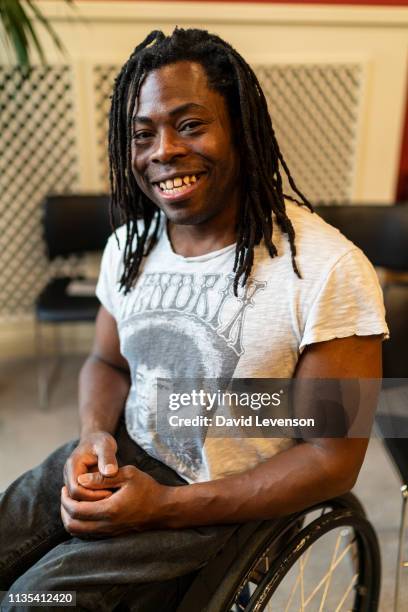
[284,545,314,611]
[317,530,344,611]
[334,573,358,612]
[303,540,354,607]
[300,554,305,610]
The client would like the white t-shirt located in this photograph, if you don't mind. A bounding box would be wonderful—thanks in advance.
[96,202,389,483]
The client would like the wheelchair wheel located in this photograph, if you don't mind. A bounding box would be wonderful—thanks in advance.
[230,502,380,612]
[177,494,380,612]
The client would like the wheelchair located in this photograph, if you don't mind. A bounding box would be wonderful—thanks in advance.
[177,492,380,612]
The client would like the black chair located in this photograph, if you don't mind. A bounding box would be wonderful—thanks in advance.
[314,204,408,272]
[35,194,112,408]
[316,203,408,612]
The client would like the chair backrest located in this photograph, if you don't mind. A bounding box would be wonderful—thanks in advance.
[42,194,112,260]
[382,284,408,378]
[314,204,408,270]
[315,203,408,378]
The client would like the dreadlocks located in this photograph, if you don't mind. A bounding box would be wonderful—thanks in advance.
[108,28,312,296]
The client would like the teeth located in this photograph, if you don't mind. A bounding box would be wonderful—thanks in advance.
[158,175,199,192]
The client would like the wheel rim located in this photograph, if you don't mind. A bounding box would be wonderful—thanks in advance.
[229,509,379,612]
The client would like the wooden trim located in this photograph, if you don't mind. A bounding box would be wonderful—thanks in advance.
[37,2,408,26]
[71,1,408,6]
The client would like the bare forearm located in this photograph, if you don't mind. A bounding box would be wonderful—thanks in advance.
[78,355,130,437]
[158,439,366,528]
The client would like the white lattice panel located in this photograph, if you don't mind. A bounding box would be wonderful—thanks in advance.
[256,64,362,204]
[0,66,79,318]
[93,65,120,192]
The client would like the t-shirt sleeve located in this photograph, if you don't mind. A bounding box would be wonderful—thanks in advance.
[95,233,122,319]
[300,248,389,352]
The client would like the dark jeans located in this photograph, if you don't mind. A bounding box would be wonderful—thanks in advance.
[0,421,238,611]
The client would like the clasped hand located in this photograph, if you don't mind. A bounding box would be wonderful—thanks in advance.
[61,432,166,537]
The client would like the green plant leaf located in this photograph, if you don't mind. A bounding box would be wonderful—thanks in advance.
[13,0,46,63]
[0,0,30,66]
[26,0,66,55]
[0,0,75,67]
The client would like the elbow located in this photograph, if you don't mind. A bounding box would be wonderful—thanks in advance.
[334,473,357,497]
[312,439,368,499]
[324,463,361,499]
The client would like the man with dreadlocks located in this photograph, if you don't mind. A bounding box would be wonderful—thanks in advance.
[1,29,388,611]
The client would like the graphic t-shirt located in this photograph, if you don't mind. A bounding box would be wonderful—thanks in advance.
[96,202,389,483]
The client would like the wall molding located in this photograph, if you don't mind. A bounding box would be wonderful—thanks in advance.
[36,1,408,27]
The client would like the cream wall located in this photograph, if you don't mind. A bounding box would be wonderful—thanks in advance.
[1,1,407,358]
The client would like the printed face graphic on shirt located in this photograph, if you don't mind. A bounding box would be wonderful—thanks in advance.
[120,272,266,480]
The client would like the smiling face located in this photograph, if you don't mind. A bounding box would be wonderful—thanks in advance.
[131,61,241,230]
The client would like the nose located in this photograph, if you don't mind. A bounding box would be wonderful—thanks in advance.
[151,128,187,164]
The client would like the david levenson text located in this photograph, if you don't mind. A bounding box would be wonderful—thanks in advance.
[168,415,315,428]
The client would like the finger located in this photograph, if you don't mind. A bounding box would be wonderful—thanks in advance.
[64,465,112,501]
[61,486,110,521]
[94,440,118,477]
[64,453,99,499]
[70,486,113,502]
[77,471,124,489]
[60,504,111,537]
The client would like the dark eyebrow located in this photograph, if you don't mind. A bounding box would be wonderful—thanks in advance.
[133,102,208,125]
